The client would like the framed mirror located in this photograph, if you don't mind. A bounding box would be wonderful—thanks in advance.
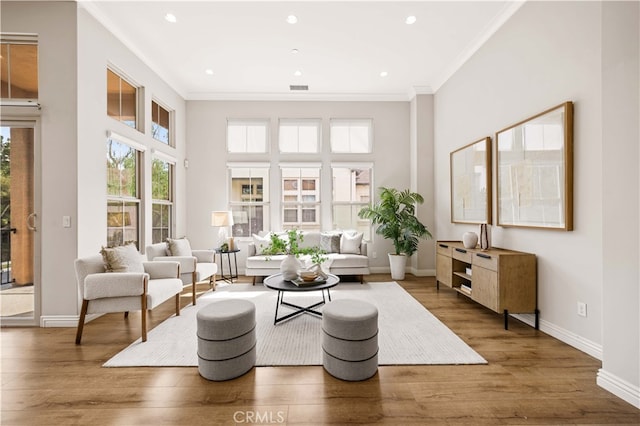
[496,101,573,230]
[450,137,492,224]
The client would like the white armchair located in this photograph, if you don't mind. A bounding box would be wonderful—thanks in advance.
[74,254,183,344]
[146,239,218,305]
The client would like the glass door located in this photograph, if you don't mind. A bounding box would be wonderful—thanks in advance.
[1,123,37,323]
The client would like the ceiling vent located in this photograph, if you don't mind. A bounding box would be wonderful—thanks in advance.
[289,85,309,91]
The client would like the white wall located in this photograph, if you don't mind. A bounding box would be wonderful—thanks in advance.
[434,0,639,407]
[2,2,188,323]
[1,1,78,321]
[598,0,639,408]
[77,6,188,264]
[185,100,411,272]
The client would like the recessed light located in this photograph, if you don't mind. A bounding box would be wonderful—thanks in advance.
[405,15,417,25]
[380,71,389,77]
[205,69,214,75]
[294,70,302,77]
[165,13,177,23]
[287,15,298,24]
[291,48,299,54]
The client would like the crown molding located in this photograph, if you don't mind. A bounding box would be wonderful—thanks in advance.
[431,0,526,92]
[186,91,413,102]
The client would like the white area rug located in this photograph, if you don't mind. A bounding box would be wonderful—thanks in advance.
[104,281,486,367]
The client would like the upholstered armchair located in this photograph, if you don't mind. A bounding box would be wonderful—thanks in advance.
[146,238,218,305]
[74,251,183,344]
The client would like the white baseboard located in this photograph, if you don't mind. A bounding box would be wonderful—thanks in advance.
[40,313,100,328]
[597,369,640,408]
[511,313,603,360]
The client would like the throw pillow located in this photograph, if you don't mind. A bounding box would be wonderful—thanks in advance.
[252,233,273,255]
[166,237,192,256]
[340,232,363,255]
[100,243,145,273]
[320,233,341,253]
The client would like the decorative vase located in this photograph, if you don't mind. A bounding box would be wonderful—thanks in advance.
[479,224,491,250]
[462,232,478,249]
[388,253,407,280]
[280,254,301,281]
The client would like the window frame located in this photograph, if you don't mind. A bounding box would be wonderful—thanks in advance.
[107,67,140,131]
[329,118,373,153]
[151,154,174,243]
[151,99,173,146]
[226,119,270,154]
[278,118,321,154]
[106,132,145,247]
[280,163,322,231]
[0,34,39,101]
[331,163,373,239]
[228,163,270,238]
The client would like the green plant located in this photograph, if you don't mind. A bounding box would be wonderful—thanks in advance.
[358,187,432,256]
[260,229,327,264]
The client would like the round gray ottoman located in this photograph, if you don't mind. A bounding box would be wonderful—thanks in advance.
[197,299,256,381]
[322,299,378,381]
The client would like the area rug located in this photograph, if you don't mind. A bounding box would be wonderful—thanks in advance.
[103,281,486,367]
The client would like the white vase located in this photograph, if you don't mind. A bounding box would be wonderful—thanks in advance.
[388,253,407,280]
[280,254,301,281]
[462,232,478,249]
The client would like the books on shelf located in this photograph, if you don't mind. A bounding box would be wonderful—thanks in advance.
[460,283,472,294]
[465,267,472,276]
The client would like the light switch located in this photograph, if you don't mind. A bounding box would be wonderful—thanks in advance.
[63,216,71,228]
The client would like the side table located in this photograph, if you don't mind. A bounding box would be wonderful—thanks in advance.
[215,248,240,283]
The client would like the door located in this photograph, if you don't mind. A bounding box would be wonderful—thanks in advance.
[1,123,38,324]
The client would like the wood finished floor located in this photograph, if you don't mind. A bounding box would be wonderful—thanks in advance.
[1,275,638,425]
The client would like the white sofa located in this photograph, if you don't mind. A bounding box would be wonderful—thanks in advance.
[245,231,370,284]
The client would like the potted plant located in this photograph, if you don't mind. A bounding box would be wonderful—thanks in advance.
[260,229,327,280]
[358,187,432,280]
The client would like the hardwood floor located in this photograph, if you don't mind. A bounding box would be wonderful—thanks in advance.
[2,275,638,425]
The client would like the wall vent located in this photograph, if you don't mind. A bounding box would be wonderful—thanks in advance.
[289,85,309,91]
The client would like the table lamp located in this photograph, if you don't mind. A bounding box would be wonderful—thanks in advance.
[211,211,234,250]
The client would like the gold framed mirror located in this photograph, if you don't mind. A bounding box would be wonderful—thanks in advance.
[496,101,573,230]
[450,137,492,224]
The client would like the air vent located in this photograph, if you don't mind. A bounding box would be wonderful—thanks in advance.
[289,85,309,91]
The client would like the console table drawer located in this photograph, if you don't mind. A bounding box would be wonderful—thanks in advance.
[452,247,472,263]
[436,242,452,256]
[473,252,498,271]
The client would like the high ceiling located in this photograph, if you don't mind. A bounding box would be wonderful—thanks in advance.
[80,1,524,100]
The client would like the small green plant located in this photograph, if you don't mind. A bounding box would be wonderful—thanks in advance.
[260,229,327,264]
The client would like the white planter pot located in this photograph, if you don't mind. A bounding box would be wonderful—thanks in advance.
[388,253,407,280]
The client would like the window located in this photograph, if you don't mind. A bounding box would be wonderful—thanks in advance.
[1,35,38,99]
[332,164,372,239]
[151,100,171,145]
[227,119,269,153]
[107,68,138,129]
[279,119,321,153]
[330,119,373,153]
[228,165,270,237]
[281,165,321,231]
[106,138,140,247]
[152,157,173,243]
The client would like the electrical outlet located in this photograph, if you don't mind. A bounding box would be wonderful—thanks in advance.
[372,251,377,259]
[577,302,587,317]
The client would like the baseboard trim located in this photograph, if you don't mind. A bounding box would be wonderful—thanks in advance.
[511,313,603,360]
[40,313,100,328]
[597,368,640,408]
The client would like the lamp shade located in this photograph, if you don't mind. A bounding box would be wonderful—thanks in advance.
[211,211,234,227]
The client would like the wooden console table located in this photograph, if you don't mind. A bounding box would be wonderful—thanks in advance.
[435,240,538,330]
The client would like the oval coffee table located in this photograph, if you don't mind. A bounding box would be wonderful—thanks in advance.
[263,273,340,325]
